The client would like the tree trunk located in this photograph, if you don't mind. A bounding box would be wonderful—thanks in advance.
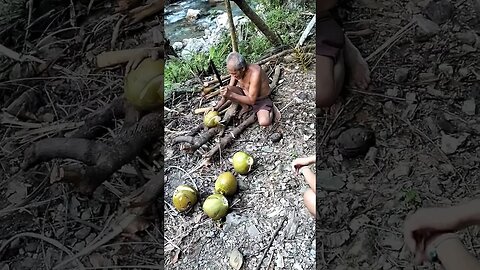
[225,0,239,52]
[232,0,283,46]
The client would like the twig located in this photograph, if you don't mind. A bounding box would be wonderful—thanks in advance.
[352,89,406,101]
[165,165,198,191]
[111,15,127,50]
[319,98,353,147]
[254,217,287,270]
[0,232,85,269]
[365,20,415,62]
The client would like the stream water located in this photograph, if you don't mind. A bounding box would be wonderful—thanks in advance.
[165,0,257,44]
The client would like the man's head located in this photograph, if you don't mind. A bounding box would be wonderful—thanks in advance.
[226,52,247,80]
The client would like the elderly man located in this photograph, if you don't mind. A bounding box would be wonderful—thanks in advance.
[213,52,280,126]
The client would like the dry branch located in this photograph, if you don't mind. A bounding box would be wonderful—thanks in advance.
[96,47,163,68]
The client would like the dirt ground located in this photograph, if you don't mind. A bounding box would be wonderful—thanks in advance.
[0,1,163,269]
[318,0,480,269]
[164,65,316,270]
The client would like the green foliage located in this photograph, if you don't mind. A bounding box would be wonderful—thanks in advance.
[402,189,421,207]
[165,3,309,93]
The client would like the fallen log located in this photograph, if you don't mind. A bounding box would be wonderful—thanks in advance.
[205,113,257,160]
[23,112,163,194]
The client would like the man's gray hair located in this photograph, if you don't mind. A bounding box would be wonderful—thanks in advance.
[226,52,247,70]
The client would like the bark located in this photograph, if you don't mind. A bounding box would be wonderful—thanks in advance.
[232,0,283,46]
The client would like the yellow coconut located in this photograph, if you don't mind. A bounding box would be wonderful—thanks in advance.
[203,193,229,220]
[124,58,164,111]
[214,172,237,196]
[172,184,198,212]
[232,151,254,175]
[203,111,221,128]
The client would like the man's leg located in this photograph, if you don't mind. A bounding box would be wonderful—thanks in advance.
[317,51,345,108]
[303,188,316,217]
[257,109,271,126]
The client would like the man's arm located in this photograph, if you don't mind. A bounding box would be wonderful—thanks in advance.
[453,199,480,229]
[227,70,260,106]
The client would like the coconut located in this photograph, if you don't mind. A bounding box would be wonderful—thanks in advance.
[203,193,229,220]
[172,184,198,212]
[214,172,237,196]
[124,58,164,111]
[232,151,254,175]
[203,111,221,128]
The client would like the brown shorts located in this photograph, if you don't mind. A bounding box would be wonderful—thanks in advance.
[252,97,273,113]
[317,14,345,63]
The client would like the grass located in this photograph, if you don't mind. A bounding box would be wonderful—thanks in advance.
[165,3,310,95]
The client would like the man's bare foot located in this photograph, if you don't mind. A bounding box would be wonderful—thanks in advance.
[272,103,281,123]
[344,37,371,90]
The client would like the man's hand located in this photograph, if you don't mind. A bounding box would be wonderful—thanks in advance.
[220,86,233,99]
[291,157,313,175]
[404,207,461,264]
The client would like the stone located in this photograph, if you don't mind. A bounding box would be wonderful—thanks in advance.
[172,42,184,51]
[424,0,454,24]
[462,99,476,115]
[317,170,346,191]
[419,72,436,81]
[458,67,470,77]
[394,68,409,83]
[269,132,283,143]
[247,224,261,238]
[387,163,411,179]
[438,63,454,76]
[414,15,440,39]
[429,177,443,195]
[75,227,91,240]
[462,45,477,53]
[405,92,417,104]
[386,88,399,97]
[186,9,201,20]
[456,31,477,45]
[441,133,468,154]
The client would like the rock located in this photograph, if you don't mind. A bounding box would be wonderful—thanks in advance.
[172,42,184,51]
[441,133,468,154]
[386,88,399,97]
[364,147,378,162]
[269,132,283,143]
[247,224,261,238]
[429,177,443,195]
[75,227,91,240]
[336,127,375,158]
[426,87,445,97]
[73,241,85,252]
[414,15,440,39]
[405,92,417,104]
[387,163,411,179]
[462,99,476,115]
[462,45,477,53]
[349,215,371,233]
[424,0,454,24]
[317,170,346,191]
[438,63,454,76]
[325,230,351,248]
[456,31,477,45]
[458,67,470,77]
[381,234,403,251]
[186,9,201,20]
[181,38,207,59]
[419,72,436,81]
[395,68,409,83]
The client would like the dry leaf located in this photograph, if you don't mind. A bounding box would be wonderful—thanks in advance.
[6,180,28,204]
[229,248,243,270]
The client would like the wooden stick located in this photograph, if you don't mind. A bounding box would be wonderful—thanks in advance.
[194,107,213,114]
[253,217,287,270]
[296,14,316,48]
[365,20,415,62]
[96,47,162,68]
